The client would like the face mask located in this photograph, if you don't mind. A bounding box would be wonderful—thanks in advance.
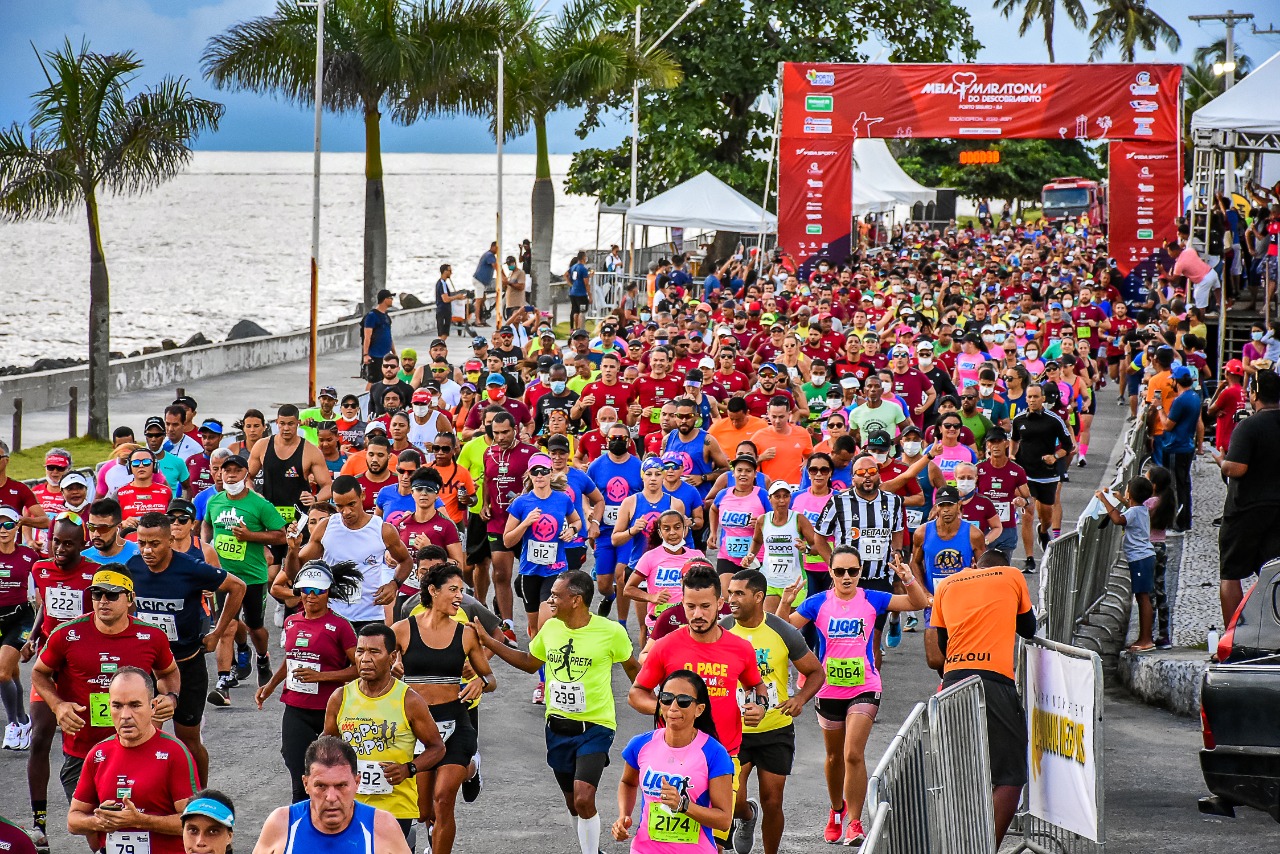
[466,372,481,382]
[982,333,994,342]
[872,452,888,464]
[599,421,617,436]
[507,263,516,271]
[873,297,884,308]
[608,438,629,455]
[661,541,684,553]
[922,298,934,307]
[811,373,827,385]
[818,265,829,273]
[1062,298,1074,308]
[413,404,430,417]
[827,396,843,410]
[224,479,247,497]
[979,385,995,397]
[902,441,922,457]
[550,381,567,395]
[538,372,550,385]
[1252,331,1264,341]
[918,356,933,369]
[640,312,651,322]
[64,498,90,513]
[1026,349,1039,360]
[1014,326,1026,337]
[993,333,1006,344]
[956,478,977,494]
[486,388,504,402]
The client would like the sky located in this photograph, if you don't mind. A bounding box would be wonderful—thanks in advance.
[2,0,1278,155]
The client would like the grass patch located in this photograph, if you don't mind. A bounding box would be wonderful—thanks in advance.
[6,437,114,481]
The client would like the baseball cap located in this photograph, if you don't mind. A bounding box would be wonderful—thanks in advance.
[220,453,249,470]
[485,373,506,387]
[767,480,793,495]
[471,336,488,348]
[539,327,555,339]
[867,430,893,449]
[199,418,224,435]
[144,415,165,431]
[167,498,196,517]
[757,362,778,375]
[340,393,361,407]
[364,421,388,435]
[545,434,571,453]
[934,485,961,505]
[464,359,483,372]
[571,329,590,340]
[411,388,432,404]
[601,324,617,335]
[1171,365,1193,382]
[318,386,338,400]
[900,424,923,438]
[293,560,335,592]
[0,508,19,523]
[89,568,134,594]
[173,395,198,412]
[731,454,759,470]
[60,471,90,490]
[986,426,1009,442]
[536,355,557,371]
[1225,359,1245,376]
[839,376,860,389]
[181,797,235,830]
[890,345,911,358]
[499,325,515,336]
[45,450,71,468]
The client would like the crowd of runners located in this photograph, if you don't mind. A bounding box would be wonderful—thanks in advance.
[0,211,1271,854]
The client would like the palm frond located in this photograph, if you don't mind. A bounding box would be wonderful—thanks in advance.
[100,76,224,197]
[0,124,82,220]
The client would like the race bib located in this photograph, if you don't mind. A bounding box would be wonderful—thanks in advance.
[826,657,866,688]
[1076,326,1091,339]
[725,536,751,559]
[140,613,178,641]
[527,539,557,566]
[89,692,112,727]
[765,557,799,590]
[285,659,319,695]
[45,586,81,620]
[435,720,456,743]
[647,804,699,844]
[603,505,620,527]
[993,500,1011,520]
[275,505,298,523]
[357,760,392,795]
[857,529,890,563]
[547,680,587,714]
[905,507,925,528]
[737,680,780,710]
[213,534,246,562]
[106,831,151,854]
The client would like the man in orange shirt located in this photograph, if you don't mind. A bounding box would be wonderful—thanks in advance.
[1144,346,1178,439]
[926,550,1037,846]
[708,397,766,458]
[423,431,475,527]
[751,397,813,484]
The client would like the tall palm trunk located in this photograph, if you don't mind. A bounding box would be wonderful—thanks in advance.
[363,106,387,313]
[530,112,554,315]
[85,188,111,441]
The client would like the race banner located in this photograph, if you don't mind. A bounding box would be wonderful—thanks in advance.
[1108,139,1182,295]
[1026,643,1101,842]
[777,137,854,271]
[780,63,1181,143]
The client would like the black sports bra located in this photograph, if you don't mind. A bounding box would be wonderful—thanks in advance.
[402,617,465,685]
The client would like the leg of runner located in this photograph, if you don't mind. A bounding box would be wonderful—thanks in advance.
[839,711,876,846]
[756,769,787,854]
[425,765,469,854]
[1020,500,1038,572]
[820,725,847,842]
[0,646,29,744]
[174,653,212,785]
[26,698,55,847]
[490,540,515,623]
[550,739,610,854]
[1048,482,1063,537]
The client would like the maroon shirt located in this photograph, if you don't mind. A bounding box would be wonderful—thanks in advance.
[976,460,1029,526]
[890,368,935,427]
[483,442,538,534]
[0,478,38,517]
[960,493,1000,534]
[395,512,463,594]
[279,610,357,710]
[0,545,39,608]
[632,374,686,436]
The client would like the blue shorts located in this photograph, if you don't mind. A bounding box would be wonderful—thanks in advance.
[1126,372,1142,397]
[594,538,624,577]
[990,526,1019,558]
[1128,555,1155,595]
[545,721,615,774]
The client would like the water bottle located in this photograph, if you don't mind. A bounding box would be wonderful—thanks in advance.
[1207,626,1219,655]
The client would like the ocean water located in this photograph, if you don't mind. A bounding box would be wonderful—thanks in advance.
[0,151,603,365]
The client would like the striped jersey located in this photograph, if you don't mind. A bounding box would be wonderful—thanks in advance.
[816,489,904,591]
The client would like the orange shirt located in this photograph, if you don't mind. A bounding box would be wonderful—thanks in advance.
[930,564,1032,682]
[750,425,813,484]
[425,462,477,525]
[1144,371,1177,436]
[709,415,767,459]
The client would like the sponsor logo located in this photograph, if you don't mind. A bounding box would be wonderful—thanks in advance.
[1130,71,1159,96]
[807,162,823,175]
[826,617,866,639]
[806,225,823,235]
[920,71,1045,103]
[805,94,833,112]
[803,124,833,134]
[1132,118,1154,136]
[1130,100,1159,113]
[805,214,823,221]
[806,202,823,211]
[1137,229,1154,240]
[1137,183,1154,193]
[805,70,835,86]
[155,751,168,760]
[807,179,823,188]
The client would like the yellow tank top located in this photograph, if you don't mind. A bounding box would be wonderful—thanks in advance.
[336,678,418,819]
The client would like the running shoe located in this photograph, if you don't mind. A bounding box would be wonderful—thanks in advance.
[462,753,483,803]
[1077,457,1087,468]
[207,677,232,707]
[273,601,285,628]
[17,718,31,750]
[732,798,759,854]
[842,819,866,847]
[257,654,273,687]
[904,614,919,632]
[884,614,902,649]
[1061,471,1070,483]
[2,722,17,750]
[226,671,240,689]
[532,682,545,705]
[824,805,845,844]
[1155,637,1173,650]
[235,645,253,681]
[1024,557,1037,574]
[29,827,48,854]
[595,594,615,618]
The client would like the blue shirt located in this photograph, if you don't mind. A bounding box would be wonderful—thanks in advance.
[1164,389,1202,454]
[474,250,498,287]
[362,308,393,359]
[569,263,589,297]
[83,540,140,566]
[509,491,575,576]
[127,550,228,658]
[562,468,597,548]
[193,485,218,521]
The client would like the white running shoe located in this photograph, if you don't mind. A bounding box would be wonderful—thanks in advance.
[273,602,286,628]
[2,721,17,750]
[16,718,32,750]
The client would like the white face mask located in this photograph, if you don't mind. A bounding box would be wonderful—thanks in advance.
[918,356,933,369]
[979,385,995,397]
[873,297,884,308]
[661,541,685,553]
[64,498,90,513]
[811,373,827,385]
[872,452,889,464]
[902,441,922,457]
[413,404,430,417]
[956,478,977,494]
[1062,298,1074,308]
[599,421,617,436]
[224,478,247,497]
[1026,349,1039,360]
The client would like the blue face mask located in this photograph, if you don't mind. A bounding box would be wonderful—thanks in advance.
[550,381,567,395]
[1252,331,1264,341]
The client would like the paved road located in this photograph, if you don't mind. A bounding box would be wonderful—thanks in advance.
[1,368,1276,853]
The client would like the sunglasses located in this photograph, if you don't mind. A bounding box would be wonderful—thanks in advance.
[658,692,698,709]
[90,589,126,602]
[431,445,453,452]
[295,587,327,597]
[341,402,359,409]
[56,511,84,526]
[0,521,17,531]
[46,465,68,472]
[88,523,117,533]
[397,468,418,475]
[144,432,165,439]
[431,369,448,374]
[167,514,193,524]
[853,467,879,477]
[831,565,861,577]
[529,467,551,477]
[410,485,438,493]
[130,459,154,467]
[808,466,832,474]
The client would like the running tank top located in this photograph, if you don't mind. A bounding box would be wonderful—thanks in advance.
[716,487,768,563]
[401,618,465,686]
[760,511,803,590]
[921,519,976,593]
[626,491,674,567]
[791,488,833,571]
[321,515,388,623]
[261,438,309,523]
[663,429,713,500]
[906,462,933,530]
[284,799,376,854]
[335,679,417,819]
[407,412,445,450]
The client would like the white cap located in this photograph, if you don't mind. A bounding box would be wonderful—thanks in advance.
[767,480,794,495]
[60,471,90,489]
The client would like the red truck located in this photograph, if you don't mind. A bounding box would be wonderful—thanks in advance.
[1041,177,1107,230]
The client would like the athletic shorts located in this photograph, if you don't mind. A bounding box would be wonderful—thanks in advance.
[1026,479,1060,505]
[545,718,614,780]
[518,573,558,614]
[716,558,743,578]
[814,692,881,727]
[738,725,796,777]
[466,514,490,562]
[713,757,742,844]
[566,546,586,573]
[0,603,34,650]
[594,538,624,578]
[570,295,590,315]
[426,700,478,768]
[990,527,1019,558]
[1220,506,1280,581]
[486,532,512,554]
[1128,554,1155,595]
[174,652,210,728]
[947,673,1027,787]
[362,360,385,384]
[1126,372,1143,397]
[216,582,267,631]
[59,753,84,802]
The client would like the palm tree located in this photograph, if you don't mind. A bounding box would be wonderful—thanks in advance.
[991,0,1088,63]
[1193,38,1252,78]
[1088,0,1181,62]
[0,41,222,440]
[500,0,680,310]
[203,0,504,313]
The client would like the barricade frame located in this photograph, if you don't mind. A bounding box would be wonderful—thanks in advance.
[926,676,997,854]
[866,701,934,854]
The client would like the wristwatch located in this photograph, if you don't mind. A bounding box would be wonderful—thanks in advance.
[404,762,419,778]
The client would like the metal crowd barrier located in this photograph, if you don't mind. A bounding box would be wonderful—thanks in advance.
[861,802,893,854]
[866,702,935,854]
[927,677,997,854]
[1011,637,1107,854]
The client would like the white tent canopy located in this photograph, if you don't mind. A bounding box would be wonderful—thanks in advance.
[853,182,897,215]
[1191,50,1280,135]
[627,171,777,233]
[853,139,936,207]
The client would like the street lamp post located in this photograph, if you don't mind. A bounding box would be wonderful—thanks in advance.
[299,0,326,406]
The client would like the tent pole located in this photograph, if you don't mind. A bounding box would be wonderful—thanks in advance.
[758,71,782,255]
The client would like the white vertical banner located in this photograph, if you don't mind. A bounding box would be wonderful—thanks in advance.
[1026,644,1100,842]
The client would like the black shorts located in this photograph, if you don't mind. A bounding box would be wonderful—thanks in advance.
[1220,505,1280,581]
[59,753,84,802]
[814,692,881,722]
[566,547,586,573]
[0,603,34,650]
[216,582,268,631]
[175,652,210,728]
[428,700,479,768]
[362,360,385,384]
[738,725,796,776]
[570,296,590,315]
[946,672,1027,787]
[466,514,490,562]
[486,531,512,554]
[716,558,742,577]
[1026,479,1060,505]
[519,573,558,614]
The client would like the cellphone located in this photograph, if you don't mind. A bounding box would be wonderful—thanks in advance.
[101,802,124,812]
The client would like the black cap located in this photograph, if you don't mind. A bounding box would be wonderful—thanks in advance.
[340,393,360,406]
[429,338,447,348]
[499,325,516,335]
[601,324,617,335]
[167,498,196,516]
[173,395,197,412]
[571,329,590,340]
[546,434,571,452]
[472,336,488,348]
[536,355,557,370]
[986,426,1009,442]
[867,430,893,448]
[221,453,249,470]
[730,454,759,469]
[144,415,165,431]
[685,368,704,383]
[934,485,961,505]
[901,424,923,438]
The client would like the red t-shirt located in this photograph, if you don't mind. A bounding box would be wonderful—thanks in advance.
[889,369,934,427]
[0,545,39,608]
[635,626,763,756]
[1214,384,1247,450]
[879,460,922,503]
[0,478,38,517]
[483,442,538,533]
[632,374,686,436]
[960,494,1000,534]
[185,454,213,495]
[577,430,638,463]
[1070,305,1108,350]
[976,460,1028,526]
[73,729,197,854]
[279,610,357,710]
[1106,316,1137,357]
[463,398,532,430]
[40,616,175,758]
[116,483,174,522]
[32,483,67,518]
[713,371,751,395]
[32,556,99,640]
[355,473,395,512]
[578,380,636,425]
[744,388,797,417]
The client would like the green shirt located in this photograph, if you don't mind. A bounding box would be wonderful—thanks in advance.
[959,410,995,450]
[801,381,832,424]
[205,490,287,584]
[457,436,491,516]
[529,614,633,729]
[298,406,337,445]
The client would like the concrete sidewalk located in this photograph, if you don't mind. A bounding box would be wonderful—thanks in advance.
[2,326,485,449]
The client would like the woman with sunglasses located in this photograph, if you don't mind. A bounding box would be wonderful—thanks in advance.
[117,448,174,534]
[745,481,830,613]
[503,453,581,703]
[167,500,218,565]
[613,669,733,852]
[255,559,361,803]
[778,546,927,846]
[791,453,839,599]
[658,453,704,548]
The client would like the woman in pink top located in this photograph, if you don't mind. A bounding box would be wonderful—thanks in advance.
[623,511,706,639]
[791,453,838,593]
[709,457,768,577]
[614,670,734,853]
[778,547,928,847]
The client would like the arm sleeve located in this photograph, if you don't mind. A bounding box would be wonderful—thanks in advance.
[1016,609,1038,639]
[766,613,812,662]
[169,746,200,801]
[865,589,894,615]
[621,733,644,770]
[610,622,635,663]
[72,753,100,804]
[702,738,736,780]
[153,633,175,670]
[527,626,548,663]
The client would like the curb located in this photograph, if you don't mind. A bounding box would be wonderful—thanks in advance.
[1115,648,1207,717]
